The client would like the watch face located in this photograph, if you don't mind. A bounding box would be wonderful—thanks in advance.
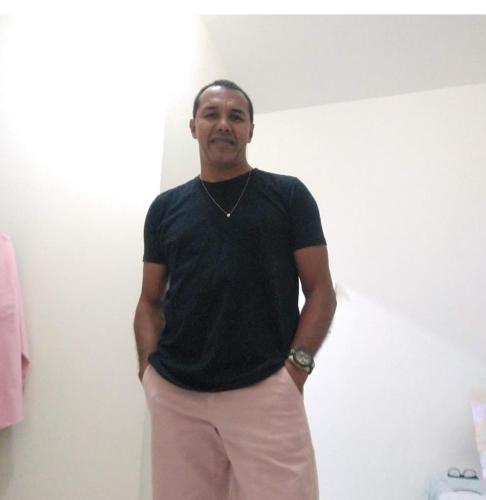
[295,349,312,366]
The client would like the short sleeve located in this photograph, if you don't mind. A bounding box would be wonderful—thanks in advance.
[143,195,167,264]
[289,178,327,250]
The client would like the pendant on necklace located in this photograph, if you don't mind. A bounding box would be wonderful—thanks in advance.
[226,213,231,218]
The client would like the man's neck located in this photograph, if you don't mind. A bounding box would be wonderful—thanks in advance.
[199,163,253,182]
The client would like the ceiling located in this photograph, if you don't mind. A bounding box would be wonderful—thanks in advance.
[201,15,486,113]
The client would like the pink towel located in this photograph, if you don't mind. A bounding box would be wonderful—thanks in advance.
[0,233,30,429]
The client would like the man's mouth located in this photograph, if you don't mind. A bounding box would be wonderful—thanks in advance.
[210,138,235,145]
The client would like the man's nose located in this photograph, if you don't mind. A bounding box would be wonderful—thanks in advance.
[216,116,231,132]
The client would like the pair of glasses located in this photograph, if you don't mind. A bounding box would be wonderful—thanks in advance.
[447,467,479,479]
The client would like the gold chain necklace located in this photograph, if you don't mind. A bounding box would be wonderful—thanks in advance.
[199,169,253,218]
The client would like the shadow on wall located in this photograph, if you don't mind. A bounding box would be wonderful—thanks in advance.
[324,142,486,365]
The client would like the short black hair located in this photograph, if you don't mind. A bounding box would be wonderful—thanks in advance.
[192,79,254,123]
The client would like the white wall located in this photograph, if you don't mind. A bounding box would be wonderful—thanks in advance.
[249,83,486,499]
[158,18,229,191]
[0,11,200,500]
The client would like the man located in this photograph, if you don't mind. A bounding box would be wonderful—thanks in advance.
[134,79,336,500]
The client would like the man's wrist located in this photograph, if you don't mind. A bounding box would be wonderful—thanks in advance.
[287,347,315,374]
[138,360,150,381]
[287,356,310,373]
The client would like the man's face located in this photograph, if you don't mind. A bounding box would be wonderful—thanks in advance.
[190,86,254,170]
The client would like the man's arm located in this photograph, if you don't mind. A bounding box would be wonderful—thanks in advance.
[133,262,168,382]
[285,245,337,391]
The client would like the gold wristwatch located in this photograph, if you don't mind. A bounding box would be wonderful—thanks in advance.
[287,347,315,374]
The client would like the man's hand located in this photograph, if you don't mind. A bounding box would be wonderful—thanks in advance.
[284,359,309,395]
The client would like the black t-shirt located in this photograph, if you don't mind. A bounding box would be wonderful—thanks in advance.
[143,167,326,391]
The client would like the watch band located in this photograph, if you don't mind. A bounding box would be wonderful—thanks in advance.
[287,355,311,374]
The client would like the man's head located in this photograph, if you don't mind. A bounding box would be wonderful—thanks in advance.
[192,80,254,124]
[190,80,255,171]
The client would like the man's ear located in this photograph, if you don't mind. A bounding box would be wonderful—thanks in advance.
[248,123,255,143]
[189,118,197,139]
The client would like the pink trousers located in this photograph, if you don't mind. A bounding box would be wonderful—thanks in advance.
[142,364,319,500]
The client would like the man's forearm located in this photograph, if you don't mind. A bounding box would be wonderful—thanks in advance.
[291,288,337,356]
[134,299,165,374]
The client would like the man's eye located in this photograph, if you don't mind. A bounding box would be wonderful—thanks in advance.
[231,116,243,121]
